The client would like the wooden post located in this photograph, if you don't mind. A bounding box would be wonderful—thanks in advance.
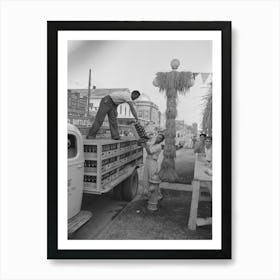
[147,174,161,211]
[188,180,200,230]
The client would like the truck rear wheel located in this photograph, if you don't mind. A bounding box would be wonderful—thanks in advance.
[113,184,123,200]
[121,169,139,201]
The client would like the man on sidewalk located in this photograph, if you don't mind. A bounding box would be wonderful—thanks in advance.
[205,136,212,165]
[87,90,140,140]
[194,133,206,153]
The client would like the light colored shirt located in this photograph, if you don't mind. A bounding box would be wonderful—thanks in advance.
[157,148,164,170]
[194,141,205,153]
[147,140,162,161]
[205,146,212,162]
[109,90,132,105]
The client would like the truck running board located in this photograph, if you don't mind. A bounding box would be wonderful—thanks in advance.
[68,210,92,236]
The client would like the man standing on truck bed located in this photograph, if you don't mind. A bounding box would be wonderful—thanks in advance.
[87,90,141,140]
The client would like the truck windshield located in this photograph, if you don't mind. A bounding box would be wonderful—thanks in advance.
[68,134,77,159]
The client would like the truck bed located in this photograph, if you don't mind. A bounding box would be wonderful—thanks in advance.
[83,138,143,194]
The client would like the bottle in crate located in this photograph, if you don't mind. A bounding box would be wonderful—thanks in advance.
[102,144,110,156]
[89,175,97,187]
[91,160,97,170]
[84,144,97,158]
[112,156,117,166]
[83,175,88,187]
[102,158,109,171]
[119,154,124,164]
[111,143,117,154]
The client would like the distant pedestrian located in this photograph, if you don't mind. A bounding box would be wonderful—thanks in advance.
[87,90,140,140]
[194,133,206,153]
[191,135,197,149]
[205,136,212,165]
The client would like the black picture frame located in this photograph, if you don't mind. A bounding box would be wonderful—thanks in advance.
[47,21,231,259]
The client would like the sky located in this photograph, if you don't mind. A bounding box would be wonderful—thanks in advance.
[68,40,212,126]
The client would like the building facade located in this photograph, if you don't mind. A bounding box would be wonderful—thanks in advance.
[68,90,87,117]
[134,93,161,127]
[68,88,134,128]
[67,90,91,126]
[192,122,198,135]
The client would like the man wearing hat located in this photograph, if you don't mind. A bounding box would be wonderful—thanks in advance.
[87,90,140,140]
[194,133,207,153]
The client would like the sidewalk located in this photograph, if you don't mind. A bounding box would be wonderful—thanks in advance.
[96,186,212,240]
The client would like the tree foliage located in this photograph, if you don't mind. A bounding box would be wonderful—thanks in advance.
[201,82,212,135]
[154,70,195,182]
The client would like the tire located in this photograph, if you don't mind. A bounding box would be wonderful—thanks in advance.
[113,184,123,200]
[121,169,139,201]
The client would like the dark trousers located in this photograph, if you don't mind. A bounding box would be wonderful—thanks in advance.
[87,95,119,139]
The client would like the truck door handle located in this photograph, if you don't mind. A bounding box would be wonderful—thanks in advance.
[77,164,83,168]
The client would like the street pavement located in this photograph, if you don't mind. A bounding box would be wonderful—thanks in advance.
[96,188,212,240]
[70,193,128,239]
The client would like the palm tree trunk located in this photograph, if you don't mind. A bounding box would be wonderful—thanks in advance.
[159,88,178,182]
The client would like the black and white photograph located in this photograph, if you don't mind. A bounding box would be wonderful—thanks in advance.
[68,41,213,238]
[48,21,231,259]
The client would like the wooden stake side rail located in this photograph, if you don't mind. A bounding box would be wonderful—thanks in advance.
[84,151,143,176]
[83,139,143,194]
[84,139,138,160]
[188,154,212,231]
[83,165,140,195]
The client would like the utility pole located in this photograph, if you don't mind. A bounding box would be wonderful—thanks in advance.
[87,69,91,117]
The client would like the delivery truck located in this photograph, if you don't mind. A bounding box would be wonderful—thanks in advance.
[67,123,143,235]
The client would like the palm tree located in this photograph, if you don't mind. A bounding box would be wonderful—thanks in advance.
[153,59,195,182]
[201,82,212,136]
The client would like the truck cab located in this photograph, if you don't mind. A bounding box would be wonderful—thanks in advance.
[68,124,84,219]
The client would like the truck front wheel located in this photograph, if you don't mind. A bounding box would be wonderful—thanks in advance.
[121,169,139,201]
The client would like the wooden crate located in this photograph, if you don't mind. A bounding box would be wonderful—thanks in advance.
[83,138,143,194]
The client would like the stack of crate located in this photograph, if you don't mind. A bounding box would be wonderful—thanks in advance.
[83,139,143,194]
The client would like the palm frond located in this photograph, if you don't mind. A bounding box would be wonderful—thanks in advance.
[155,71,194,94]
[201,82,212,135]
